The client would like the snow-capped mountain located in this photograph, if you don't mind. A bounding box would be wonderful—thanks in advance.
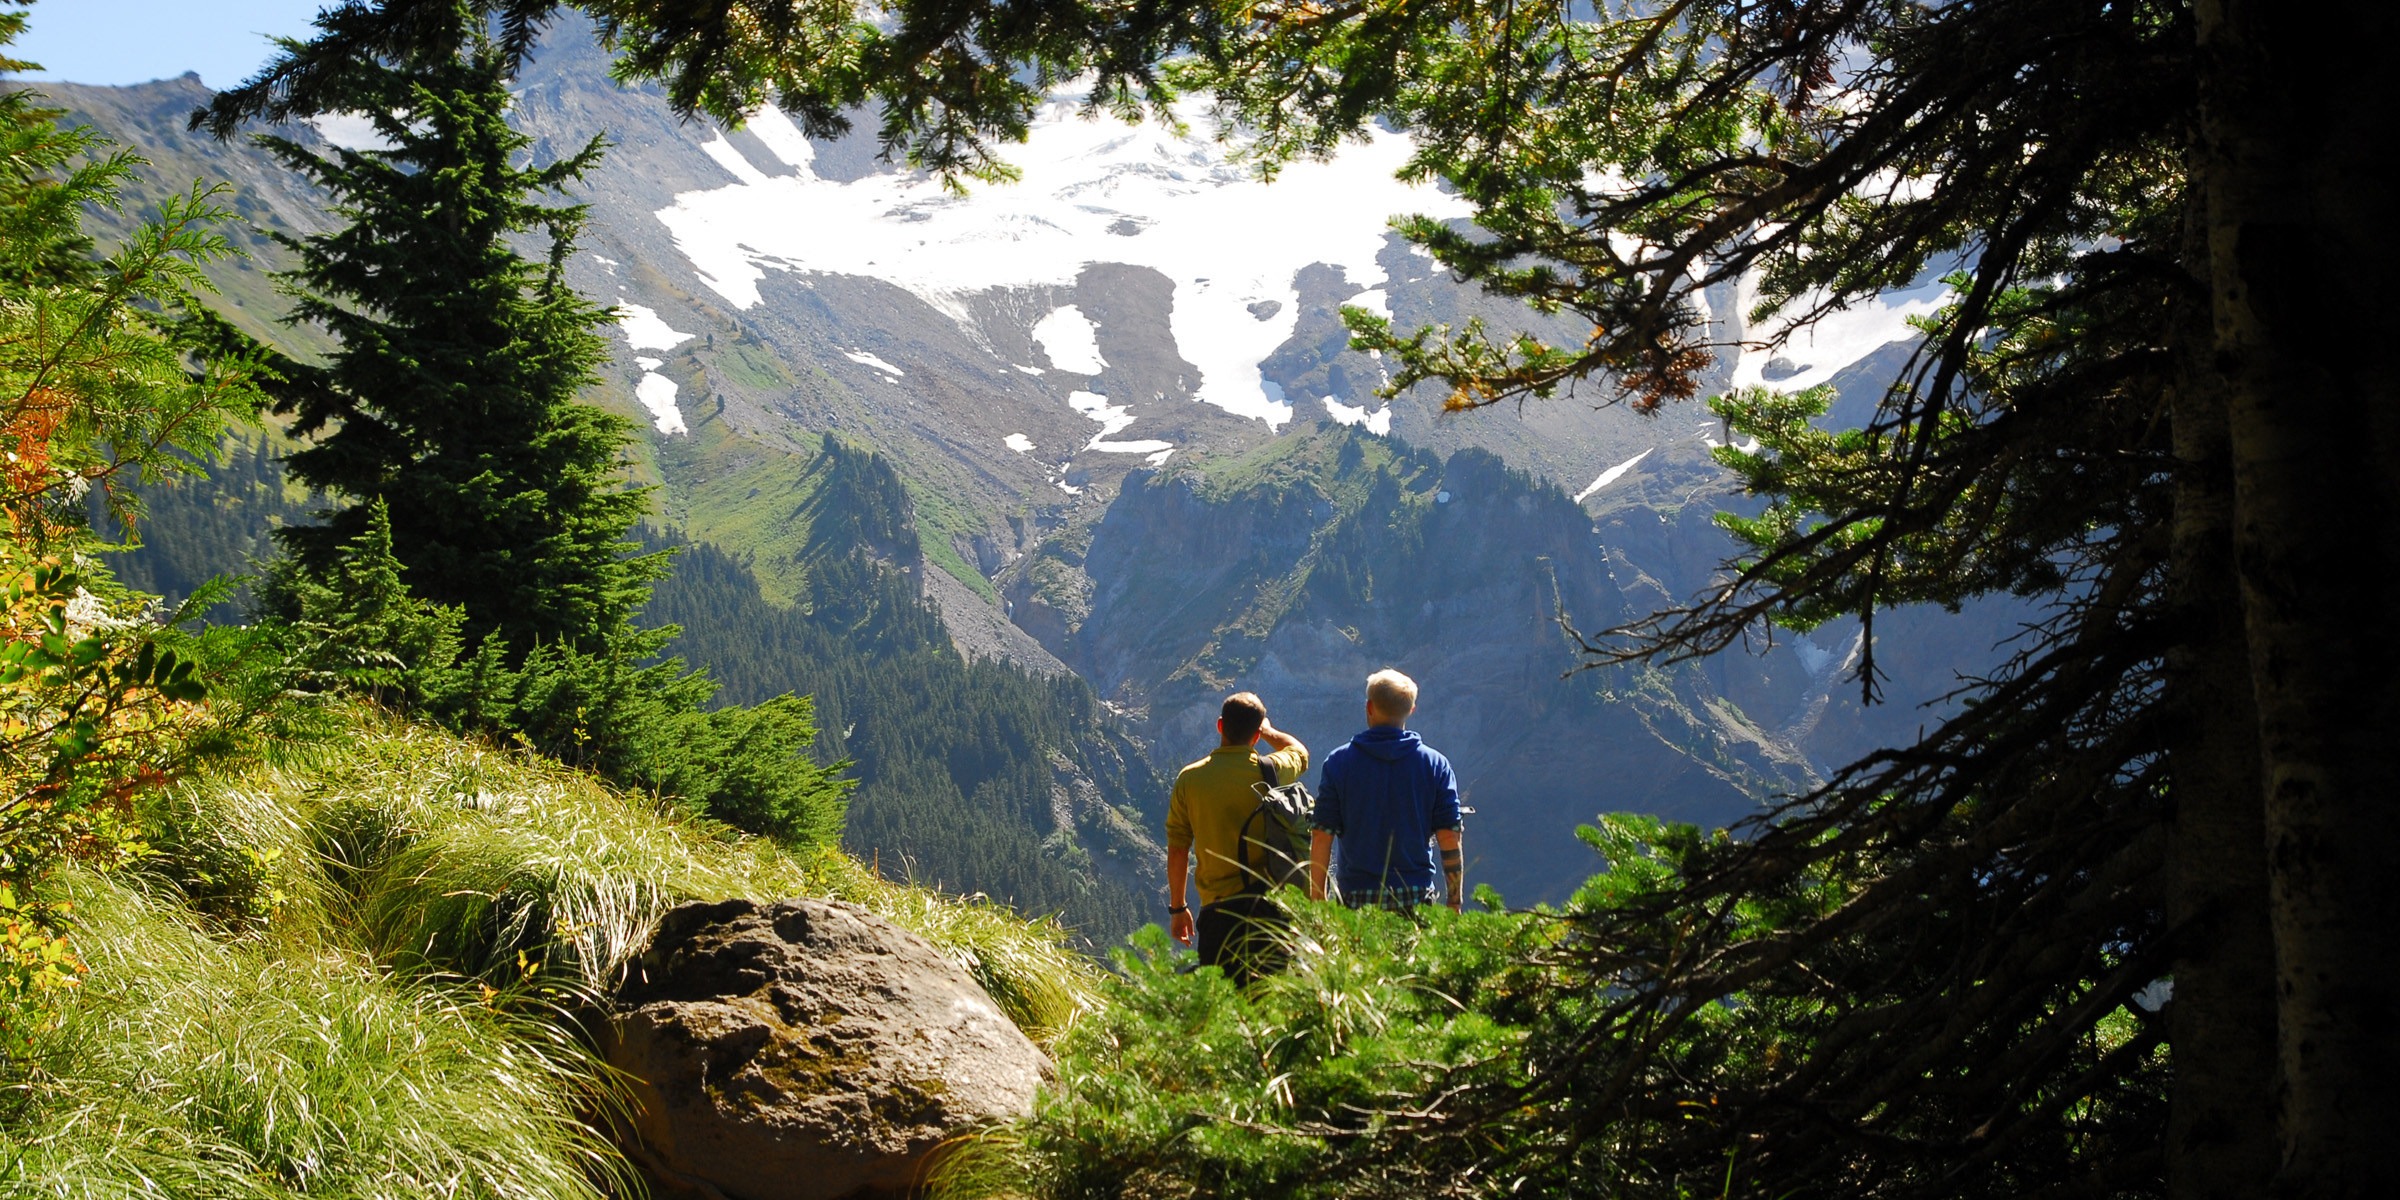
[506,18,1942,528]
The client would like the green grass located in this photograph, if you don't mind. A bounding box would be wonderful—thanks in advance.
[2,704,1105,1198]
[1,871,625,1200]
[192,706,1101,1033]
[656,421,839,605]
[710,341,799,393]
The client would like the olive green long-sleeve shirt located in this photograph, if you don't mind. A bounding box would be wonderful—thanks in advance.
[1166,743,1310,908]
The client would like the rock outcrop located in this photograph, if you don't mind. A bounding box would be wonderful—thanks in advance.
[607,898,1046,1200]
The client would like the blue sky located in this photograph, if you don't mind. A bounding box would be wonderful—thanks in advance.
[8,1,325,90]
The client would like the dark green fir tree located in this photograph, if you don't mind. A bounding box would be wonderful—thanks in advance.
[229,27,848,851]
[258,42,657,657]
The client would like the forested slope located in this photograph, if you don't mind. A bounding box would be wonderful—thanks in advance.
[107,431,1165,941]
[641,436,1163,939]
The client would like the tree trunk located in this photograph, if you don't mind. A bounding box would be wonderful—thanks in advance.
[2163,167,2276,1200]
[2197,1,2400,1193]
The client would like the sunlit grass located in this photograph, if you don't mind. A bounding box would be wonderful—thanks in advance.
[218,708,1105,1036]
[4,703,1103,1197]
[0,872,626,1200]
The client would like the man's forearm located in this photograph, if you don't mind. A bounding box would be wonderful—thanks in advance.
[1436,828,1463,911]
[1309,830,1332,901]
[1167,845,1190,910]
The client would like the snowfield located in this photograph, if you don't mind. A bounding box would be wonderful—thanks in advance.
[1728,273,1949,394]
[1322,396,1393,436]
[635,372,685,434]
[618,303,694,351]
[842,349,906,377]
[651,101,1471,431]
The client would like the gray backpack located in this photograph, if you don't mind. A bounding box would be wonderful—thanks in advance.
[1235,760,1314,895]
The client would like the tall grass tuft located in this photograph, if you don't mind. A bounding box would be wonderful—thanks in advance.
[0,871,627,1200]
[143,706,1103,1036]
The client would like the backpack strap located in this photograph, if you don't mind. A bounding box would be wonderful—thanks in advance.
[1232,758,1279,893]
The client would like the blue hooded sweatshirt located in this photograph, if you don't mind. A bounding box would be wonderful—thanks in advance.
[1312,726,1461,899]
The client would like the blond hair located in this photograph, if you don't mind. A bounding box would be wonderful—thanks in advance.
[1365,668,1418,723]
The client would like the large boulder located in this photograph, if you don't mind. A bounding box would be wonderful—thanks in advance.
[606,898,1046,1200]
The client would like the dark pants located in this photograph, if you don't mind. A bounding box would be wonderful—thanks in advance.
[1196,894,1288,985]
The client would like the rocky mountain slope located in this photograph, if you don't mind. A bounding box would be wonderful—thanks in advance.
[29,18,2010,913]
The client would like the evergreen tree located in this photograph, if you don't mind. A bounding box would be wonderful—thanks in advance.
[212,12,852,853]
[258,40,657,657]
[1168,2,2390,1197]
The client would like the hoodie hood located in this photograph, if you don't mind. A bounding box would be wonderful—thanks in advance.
[1350,726,1423,762]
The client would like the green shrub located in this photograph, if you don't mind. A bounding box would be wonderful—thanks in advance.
[939,896,1554,1200]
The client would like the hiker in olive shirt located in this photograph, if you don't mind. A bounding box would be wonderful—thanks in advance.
[1166,691,1309,982]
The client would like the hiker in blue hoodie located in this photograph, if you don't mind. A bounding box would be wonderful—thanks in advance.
[1309,668,1464,911]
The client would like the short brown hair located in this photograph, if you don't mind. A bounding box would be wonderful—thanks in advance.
[1220,691,1266,744]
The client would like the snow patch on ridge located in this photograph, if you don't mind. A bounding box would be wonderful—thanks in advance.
[843,349,906,376]
[742,108,816,170]
[650,94,1472,430]
[1728,273,1949,394]
[619,304,695,351]
[698,134,771,185]
[1065,389,1174,454]
[1031,305,1106,374]
[1322,397,1392,436]
[1067,389,1136,439]
[1698,420,1763,454]
[1005,434,1036,452]
[1574,448,1652,502]
[636,373,686,434]
[1346,288,1391,320]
